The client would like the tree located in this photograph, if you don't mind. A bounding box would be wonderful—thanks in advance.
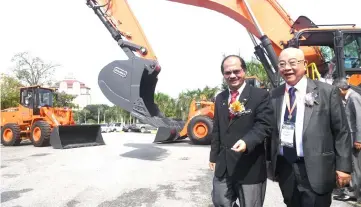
[221,79,228,90]
[10,51,59,86]
[245,57,270,87]
[0,73,23,109]
[53,91,78,108]
[154,92,177,118]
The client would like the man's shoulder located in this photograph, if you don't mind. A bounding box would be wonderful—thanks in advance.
[270,84,285,98]
[349,89,361,101]
[312,79,336,92]
[214,89,228,100]
[249,85,269,96]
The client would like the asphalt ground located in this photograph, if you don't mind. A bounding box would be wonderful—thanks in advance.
[1,132,359,207]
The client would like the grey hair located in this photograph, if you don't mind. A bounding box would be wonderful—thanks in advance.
[332,77,350,90]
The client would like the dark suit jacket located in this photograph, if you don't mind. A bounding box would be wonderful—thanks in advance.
[209,83,273,184]
[344,89,361,144]
[267,78,352,194]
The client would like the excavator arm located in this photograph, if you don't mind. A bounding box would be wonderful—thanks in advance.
[87,0,361,143]
[87,0,325,85]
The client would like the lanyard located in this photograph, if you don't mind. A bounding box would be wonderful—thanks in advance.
[285,88,297,120]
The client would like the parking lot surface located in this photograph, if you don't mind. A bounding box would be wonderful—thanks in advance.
[1,132,356,207]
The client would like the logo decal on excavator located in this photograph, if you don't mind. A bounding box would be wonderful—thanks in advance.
[113,67,127,78]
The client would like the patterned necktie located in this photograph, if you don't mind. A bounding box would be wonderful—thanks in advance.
[283,87,298,163]
[229,90,239,119]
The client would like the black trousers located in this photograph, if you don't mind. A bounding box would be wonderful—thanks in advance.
[211,171,267,207]
[276,155,332,207]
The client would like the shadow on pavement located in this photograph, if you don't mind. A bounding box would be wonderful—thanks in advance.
[1,188,33,203]
[120,143,170,161]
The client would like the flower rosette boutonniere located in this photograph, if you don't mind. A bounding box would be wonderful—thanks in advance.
[229,100,252,117]
[304,92,319,107]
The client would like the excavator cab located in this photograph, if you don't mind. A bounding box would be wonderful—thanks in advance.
[289,16,361,90]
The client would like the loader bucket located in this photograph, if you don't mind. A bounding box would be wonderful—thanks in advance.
[50,125,105,149]
[153,127,180,143]
[97,56,186,143]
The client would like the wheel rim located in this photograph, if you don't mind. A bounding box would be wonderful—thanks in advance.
[3,129,13,142]
[193,122,208,139]
[33,127,41,142]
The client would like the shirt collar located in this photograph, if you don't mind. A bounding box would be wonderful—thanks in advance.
[285,75,307,94]
[229,81,246,95]
[345,89,352,100]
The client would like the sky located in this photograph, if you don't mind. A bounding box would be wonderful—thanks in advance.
[1,0,360,106]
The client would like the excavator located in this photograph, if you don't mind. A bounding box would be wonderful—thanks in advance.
[86,0,361,144]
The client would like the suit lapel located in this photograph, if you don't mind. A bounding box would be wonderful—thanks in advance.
[271,84,285,130]
[228,84,251,128]
[276,86,285,130]
[303,78,318,135]
[220,90,230,127]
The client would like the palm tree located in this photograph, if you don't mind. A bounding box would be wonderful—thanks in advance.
[154,92,177,118]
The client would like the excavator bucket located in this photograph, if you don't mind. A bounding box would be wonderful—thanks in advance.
[50,124,105,149]
[98,56,185,143]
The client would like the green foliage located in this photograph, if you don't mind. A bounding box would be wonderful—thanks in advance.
[221,79,228,90]
[154,92,177,118]
[245,57,270,88]
[73,104,130,124]
[0,73,23,109]
[53,91,78,108]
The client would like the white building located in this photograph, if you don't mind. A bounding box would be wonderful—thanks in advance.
[54,74,91,109]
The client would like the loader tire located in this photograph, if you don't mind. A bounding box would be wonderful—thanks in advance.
[187,115,213,145]
[30,121,51,147]
[1,123,21,146]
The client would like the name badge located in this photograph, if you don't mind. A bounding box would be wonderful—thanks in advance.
[280,121,295,147]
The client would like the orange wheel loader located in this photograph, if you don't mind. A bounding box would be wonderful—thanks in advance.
[154,99,215,145]
[1,85,105,149]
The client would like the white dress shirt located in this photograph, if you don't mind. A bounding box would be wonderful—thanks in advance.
[228,82,246,104]
[279,76,307,157]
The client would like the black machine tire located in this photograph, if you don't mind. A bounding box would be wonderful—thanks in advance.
[30,121,51,147]
[140,127,145,133]
[187,115,213,145]
[1,123,21,146]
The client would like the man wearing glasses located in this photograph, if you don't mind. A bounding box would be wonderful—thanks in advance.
[267,47,352,207]
[209,55,273,207]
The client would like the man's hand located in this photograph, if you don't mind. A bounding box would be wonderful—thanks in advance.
[336,171,351,188]
[232,139,247,152]
[209,162,216,171]
[354,142,361,150]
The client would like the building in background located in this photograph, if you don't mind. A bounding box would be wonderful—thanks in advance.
[53,73,91,109]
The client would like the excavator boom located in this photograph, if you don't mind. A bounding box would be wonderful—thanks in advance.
[87,0,361,143]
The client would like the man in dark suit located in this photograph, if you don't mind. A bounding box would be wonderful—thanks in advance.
[333,78,361,203]
[267,47,352,207]
[209,55,273,207]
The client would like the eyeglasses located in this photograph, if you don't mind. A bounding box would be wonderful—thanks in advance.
[278,59,305,69]
[223,69,243,76]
